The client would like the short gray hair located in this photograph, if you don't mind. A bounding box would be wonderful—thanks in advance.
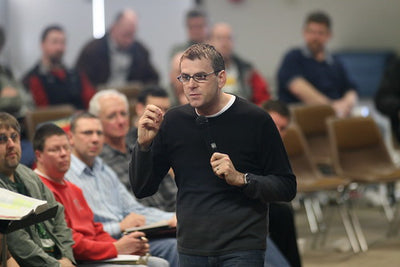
[89,89,129,116]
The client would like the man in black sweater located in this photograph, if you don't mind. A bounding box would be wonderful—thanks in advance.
[130,43,296,266]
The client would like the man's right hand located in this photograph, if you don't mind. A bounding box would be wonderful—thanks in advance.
[58,257,75,267]
[137,104,164,150]
[1,86,19,97]
[114,231,149,255]
[120,212,146,231]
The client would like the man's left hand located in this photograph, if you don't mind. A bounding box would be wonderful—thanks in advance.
[168,215,177,227]
[210,152,245,187]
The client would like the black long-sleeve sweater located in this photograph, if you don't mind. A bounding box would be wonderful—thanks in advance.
[130,96,296,256]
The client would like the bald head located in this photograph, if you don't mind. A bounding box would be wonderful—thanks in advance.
[111,9,138,49]
[209,22,234,60]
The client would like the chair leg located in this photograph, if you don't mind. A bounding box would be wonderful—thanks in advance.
[304,198,319,234]
[312,198,325,230]
[311,197,328,248]
[379,183,394,221]
[387,198,400,237]
[338,203,361,253]
[348,204,368,252]
[318,202,334,247]
[341,186,368,252]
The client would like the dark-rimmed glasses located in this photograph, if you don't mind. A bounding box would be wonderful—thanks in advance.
[177,71,219,83]
[0,132,19,144]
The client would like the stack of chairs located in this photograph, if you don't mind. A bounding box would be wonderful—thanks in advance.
[282,124,365,252]
[287,103,400,252]
[327,116,400,237]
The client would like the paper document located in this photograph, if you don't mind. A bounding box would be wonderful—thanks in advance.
[0,188,48,220]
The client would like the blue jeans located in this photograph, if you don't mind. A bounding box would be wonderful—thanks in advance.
[179,249,265,267]
[265,237,290,267]
[149,238,179,267]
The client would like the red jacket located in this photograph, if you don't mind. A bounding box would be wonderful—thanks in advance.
[39,174,118,261]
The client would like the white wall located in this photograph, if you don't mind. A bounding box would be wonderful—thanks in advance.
[203,0,400,96]
[3,0,192,87]
[1,0,400,95]
[6,0,92,77]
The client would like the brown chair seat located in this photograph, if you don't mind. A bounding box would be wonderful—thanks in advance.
[298,176,350,193]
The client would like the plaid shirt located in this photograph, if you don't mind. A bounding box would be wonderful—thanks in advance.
[99,128,177,212]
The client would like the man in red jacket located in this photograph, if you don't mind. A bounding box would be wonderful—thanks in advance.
[33,122,168,267]
[23,25,95,109]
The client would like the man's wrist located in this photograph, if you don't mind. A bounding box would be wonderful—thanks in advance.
[241,173,250,186]
[138,141,151,152]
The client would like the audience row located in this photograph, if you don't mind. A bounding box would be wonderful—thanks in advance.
[0,9,370,117]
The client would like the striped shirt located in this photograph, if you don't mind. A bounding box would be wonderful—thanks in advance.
[65,154,174,239]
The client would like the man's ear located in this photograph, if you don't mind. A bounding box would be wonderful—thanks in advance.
[67,131,74,146]
[34,150,41,163]
[217,70,227,89]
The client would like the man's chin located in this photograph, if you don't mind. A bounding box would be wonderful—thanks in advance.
[308,43,323,54]
[6,161,19,171]
[50,55,63,66]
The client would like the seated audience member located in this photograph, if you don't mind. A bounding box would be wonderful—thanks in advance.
[33,123,168,267]
[263,100,302,267]
[0,112,75,266]
[0,26,34,119]
[170,8,209,58]
[209,22,270,105]
[0,26,35,167]
[263,100,291,137]
[169,51,188,106]
[76,9,159,88]
[91,89,177,212]
[277,11,357,117]
[375,57,400,143]
[65,112,179,267]
[23,25,95,109]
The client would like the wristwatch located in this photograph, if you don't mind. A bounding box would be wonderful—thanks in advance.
[243,173,250,185]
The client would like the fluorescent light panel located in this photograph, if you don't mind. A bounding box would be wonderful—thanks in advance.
[92,0,105,39]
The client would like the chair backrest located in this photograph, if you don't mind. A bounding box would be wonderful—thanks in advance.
[282,125,320,182]
[291,104,336,166]
[327,116,395,176]
[112,82,143,102]
[24,104,75,141]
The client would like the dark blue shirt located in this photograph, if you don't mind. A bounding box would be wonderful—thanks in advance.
[277,48,356,103]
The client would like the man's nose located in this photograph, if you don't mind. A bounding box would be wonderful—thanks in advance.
[116,113,127,124]
[188,77,198,87]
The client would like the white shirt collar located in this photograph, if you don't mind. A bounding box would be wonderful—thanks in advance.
[195,94,236,118]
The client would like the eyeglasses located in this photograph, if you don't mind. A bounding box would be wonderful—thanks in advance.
[78,130,103,136]
[105,111,128,122]
[46,145,71,154]
[0,132,19,144]
[177,71,219,83]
